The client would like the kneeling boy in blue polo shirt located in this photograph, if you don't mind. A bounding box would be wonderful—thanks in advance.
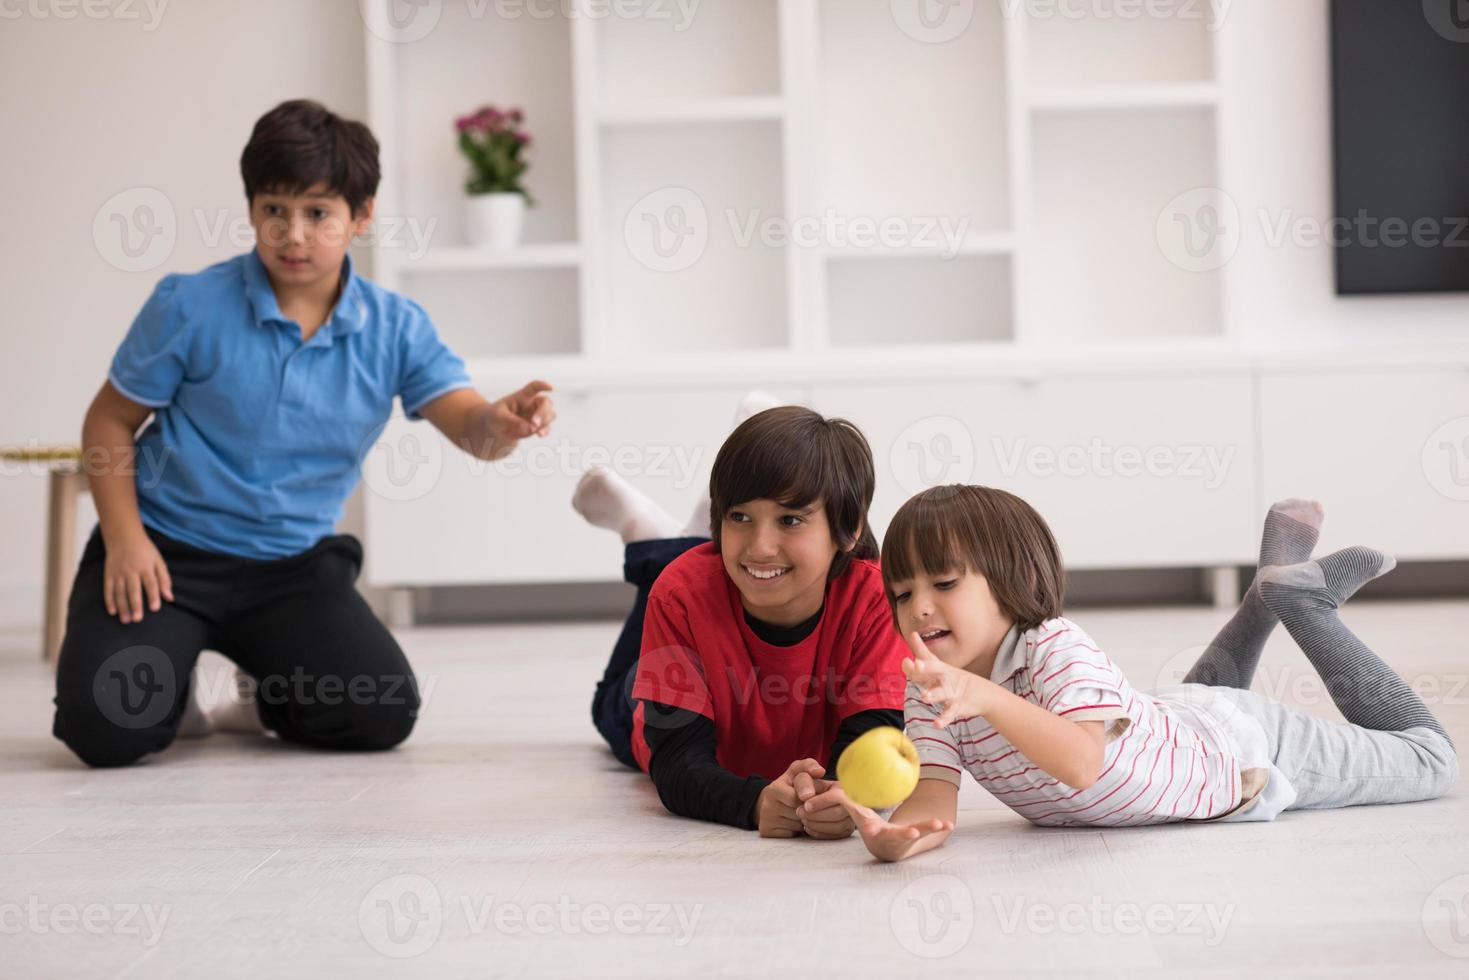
[53,99,556,768]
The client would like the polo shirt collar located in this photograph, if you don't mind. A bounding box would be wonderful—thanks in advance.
[243,248,368,338]
[988,623,1025,682]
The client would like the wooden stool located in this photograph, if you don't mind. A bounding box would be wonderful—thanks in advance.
[2,447,86,662]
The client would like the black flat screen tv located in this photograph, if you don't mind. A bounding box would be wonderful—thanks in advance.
[1330,2,1469,295]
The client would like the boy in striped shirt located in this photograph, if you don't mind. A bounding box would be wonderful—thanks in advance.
[830,487,1457,861]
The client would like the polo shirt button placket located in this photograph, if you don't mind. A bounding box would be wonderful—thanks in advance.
[280,323,330,408]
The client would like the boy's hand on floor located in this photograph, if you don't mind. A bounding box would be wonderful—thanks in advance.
[102,531,174,624]
[798,779,856,839]
[756,758,826,838]
[833,788,953,862]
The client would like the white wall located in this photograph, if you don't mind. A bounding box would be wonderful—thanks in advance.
[0,0,367,628]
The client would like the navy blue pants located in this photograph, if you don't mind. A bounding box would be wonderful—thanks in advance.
[590,536,708,769]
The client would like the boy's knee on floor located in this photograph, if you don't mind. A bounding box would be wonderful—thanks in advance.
[52,700,169,769]
[350,698,418,750]
[276,679,420,751]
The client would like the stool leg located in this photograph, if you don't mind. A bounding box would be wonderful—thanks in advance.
[43,468,82,663]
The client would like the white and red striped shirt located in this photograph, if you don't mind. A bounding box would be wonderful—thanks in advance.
[907,618,1242,827]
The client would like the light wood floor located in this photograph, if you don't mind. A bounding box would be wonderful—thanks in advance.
[4,600,1468,979]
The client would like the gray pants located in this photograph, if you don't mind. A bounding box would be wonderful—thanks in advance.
[1213,686,1459,812]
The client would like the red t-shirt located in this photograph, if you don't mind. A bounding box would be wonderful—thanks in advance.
[629,543,909,780]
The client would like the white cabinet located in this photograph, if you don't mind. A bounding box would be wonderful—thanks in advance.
[1259,366,1469,562]
[812,371,1258,569]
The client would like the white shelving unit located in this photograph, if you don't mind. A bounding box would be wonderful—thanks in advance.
[359,0,1469,591]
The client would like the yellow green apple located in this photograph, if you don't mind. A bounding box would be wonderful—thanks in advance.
[836,727,920,808]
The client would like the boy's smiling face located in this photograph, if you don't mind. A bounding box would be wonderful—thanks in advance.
[248,182,373,292]
[887,563,1014,673]
[719,498,851,629]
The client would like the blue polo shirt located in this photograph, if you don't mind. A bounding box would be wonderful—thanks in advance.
[108,248,473,559]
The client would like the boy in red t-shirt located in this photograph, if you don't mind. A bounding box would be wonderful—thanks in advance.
[574,402,908,837]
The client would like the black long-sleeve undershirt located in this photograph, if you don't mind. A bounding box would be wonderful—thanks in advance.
[643,704,905,830]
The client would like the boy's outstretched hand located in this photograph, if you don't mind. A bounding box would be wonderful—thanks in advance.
[832,787,954,863]
[483,380,556,459]
[903,630,995,727]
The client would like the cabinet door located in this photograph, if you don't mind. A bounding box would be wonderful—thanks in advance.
[812,373,1257,569]
[1259,367,1469,561]
[363,383,804,586]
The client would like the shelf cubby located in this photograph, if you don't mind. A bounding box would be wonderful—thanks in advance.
[1028,107,1222,341]
[599,121,788,354]
[401,267,581,359]
[1024,0,1217,87]
[816,0,1010,232]
[395,4,579,247]
[826,253,1014,348]
[595,0,781,105]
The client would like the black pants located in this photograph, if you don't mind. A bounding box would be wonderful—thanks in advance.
[590,536,707,770]
[53,525,420,768]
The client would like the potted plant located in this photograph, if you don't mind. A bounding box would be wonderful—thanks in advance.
[455,104,534,249]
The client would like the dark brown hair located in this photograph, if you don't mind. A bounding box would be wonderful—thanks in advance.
[881,485,1065,632]
[707,406,878,579]
[240,100,381,217]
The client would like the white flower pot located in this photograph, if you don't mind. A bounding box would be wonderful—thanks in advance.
[464,192,525,250]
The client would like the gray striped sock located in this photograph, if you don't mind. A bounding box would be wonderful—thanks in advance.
[1259,548,1449,743]
[1184,499,1323,689]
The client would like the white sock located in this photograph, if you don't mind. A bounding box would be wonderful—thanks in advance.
[734,390,783,427]
[210,668,267,736]
[680,391,786,537]
[682,494,712,539]
[573,466,682,545]
[177,672,214,739]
